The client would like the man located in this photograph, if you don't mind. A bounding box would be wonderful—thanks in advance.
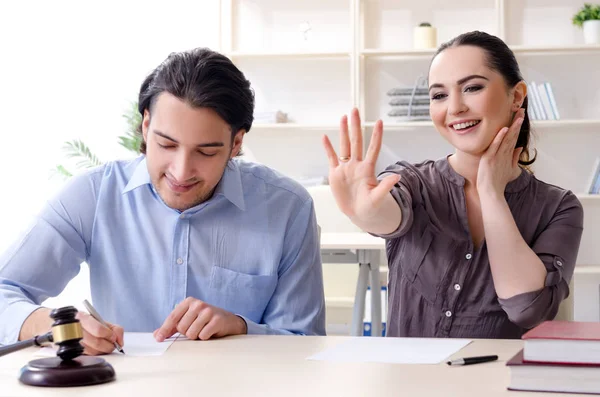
[0,48,326,354]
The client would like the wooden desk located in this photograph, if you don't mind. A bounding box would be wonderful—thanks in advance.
[320,233,386,337]
[0,336,580,396]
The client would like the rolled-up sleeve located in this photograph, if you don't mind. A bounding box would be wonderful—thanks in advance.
[498,192,584,329]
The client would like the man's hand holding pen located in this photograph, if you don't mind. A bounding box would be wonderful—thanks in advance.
[76,311,125,356]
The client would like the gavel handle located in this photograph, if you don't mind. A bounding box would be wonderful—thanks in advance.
[0,332,53,357]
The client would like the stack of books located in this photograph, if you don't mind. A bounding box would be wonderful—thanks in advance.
[526,81,560,121]
[386,76,431,121]
[507,321,600,394]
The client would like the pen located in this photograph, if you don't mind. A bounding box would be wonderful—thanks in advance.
[447,355,498,366]
[82,299,125,354]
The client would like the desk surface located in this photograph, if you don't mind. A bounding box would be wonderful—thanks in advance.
[321,232,385,250]
[0,335,582,396]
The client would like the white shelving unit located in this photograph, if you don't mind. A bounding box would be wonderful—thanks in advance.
[218,0,600,322]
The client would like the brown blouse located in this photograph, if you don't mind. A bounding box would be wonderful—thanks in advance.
[375,157,584,339]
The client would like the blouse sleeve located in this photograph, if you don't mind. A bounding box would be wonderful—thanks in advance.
[498,192,584,329]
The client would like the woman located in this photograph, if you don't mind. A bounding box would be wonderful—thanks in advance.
[322,31,584,339]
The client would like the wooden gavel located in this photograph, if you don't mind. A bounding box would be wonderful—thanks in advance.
[0,306,115,387]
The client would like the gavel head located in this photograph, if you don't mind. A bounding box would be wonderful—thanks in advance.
[50,306,84,361]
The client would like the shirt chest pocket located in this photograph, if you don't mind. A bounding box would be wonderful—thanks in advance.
[399,229,437,303]
[209,266,278,321]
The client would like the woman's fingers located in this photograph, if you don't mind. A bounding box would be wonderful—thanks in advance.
[322,135,339,168]
[350,108,363,161]
[365,120,384,165]
[339,114,351,160]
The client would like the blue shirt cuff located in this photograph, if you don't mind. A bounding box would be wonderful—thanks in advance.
[237,314,268,335]
[0,301,41,345]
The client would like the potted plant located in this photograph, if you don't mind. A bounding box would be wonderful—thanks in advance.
[573,3,600,44]
[413,22,437,49]
[54,101,142,179]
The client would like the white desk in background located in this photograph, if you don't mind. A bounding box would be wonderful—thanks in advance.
[320,232,386,337]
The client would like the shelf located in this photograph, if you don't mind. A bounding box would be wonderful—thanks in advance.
[361,48,436,59]
[577,194,600,202]
[531,120,600,128]
[574,265,600,275]
[362,120,600,130]
[366,121,433,129]
[361,45,600,59]
[511,45,600,56]
[251,120,600,132]
[227,51,351,59]
[251,123,340,131]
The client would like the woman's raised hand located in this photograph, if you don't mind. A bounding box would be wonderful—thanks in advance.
[322,108,400,223]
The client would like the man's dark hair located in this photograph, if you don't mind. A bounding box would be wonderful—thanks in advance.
[136,48,255,154]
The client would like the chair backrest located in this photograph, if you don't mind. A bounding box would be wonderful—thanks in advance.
[307,185,362,233]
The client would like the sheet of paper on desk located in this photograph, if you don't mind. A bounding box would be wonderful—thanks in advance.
[121,332,177,356]
[34,332,178,358]
[307,337,471,364]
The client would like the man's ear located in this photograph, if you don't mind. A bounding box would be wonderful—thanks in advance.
[512,81,527,111]
[230,129,246,158]
[142,110,151,143]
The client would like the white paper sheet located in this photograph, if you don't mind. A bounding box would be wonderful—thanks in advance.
[34,332,178,358]
[120,332,177,356]
[307,337,471,364]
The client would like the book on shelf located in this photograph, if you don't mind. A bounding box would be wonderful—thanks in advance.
[521,320,600,364]
[507,349,600,395]
[527,81,560,121]
[387,87,429,96]
[389,97,430,106]
[587,157,600,195]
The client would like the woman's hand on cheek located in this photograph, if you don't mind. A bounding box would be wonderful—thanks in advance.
[476,108,525,197]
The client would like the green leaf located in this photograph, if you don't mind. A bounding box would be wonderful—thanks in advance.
[573,3,600,27]
[50,165,73,180]
[119,101,142,153]
[62,139,102,168]
[52,101,141,180]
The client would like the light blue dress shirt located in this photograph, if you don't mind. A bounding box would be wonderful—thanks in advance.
[0,156,326,344]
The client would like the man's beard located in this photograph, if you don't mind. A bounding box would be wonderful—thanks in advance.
[152,156,230,211]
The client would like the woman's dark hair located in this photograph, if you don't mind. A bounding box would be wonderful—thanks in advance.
[431,31,535,166]
[136,48,254,154]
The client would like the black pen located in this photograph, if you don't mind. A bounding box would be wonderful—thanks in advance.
[447,355,498,366]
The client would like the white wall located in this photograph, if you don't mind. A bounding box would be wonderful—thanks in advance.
[0,0,221,306]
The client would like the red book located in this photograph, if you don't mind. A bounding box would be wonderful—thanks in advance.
[522,321,600,364]
[507,349,600,394]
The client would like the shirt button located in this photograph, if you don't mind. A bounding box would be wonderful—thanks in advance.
[465,253,472,260]
[176,258,183,265]
[180,214,186,219]
[445,310,452,317]
[557,260,563,267]
[454,284,461,291]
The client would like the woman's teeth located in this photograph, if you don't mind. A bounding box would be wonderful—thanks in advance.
[453,120,480,130]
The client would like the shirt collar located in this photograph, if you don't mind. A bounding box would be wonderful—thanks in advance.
[214,159,246,211]
[123,157,151,194]
[435,155,532,193]
[122,157,246,211]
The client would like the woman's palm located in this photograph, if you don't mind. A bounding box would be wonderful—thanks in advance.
[323,109,400,220]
